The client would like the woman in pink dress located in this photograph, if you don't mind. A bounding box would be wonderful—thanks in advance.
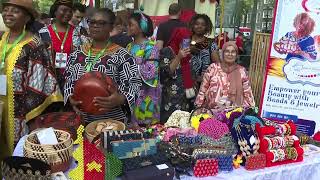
[195,42,255,110]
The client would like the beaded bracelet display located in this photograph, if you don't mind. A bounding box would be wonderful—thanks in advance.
[265,136,295,150]
[270,147,298,162]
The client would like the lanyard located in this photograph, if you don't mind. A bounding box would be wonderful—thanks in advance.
[52,24,70,52]
[0,30,26,70]
[85,42,110,72]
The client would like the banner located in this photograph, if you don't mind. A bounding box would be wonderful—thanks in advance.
[260,0,320,135]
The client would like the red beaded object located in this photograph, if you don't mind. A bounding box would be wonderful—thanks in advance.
[84,139,105,180]
[198,118,229,140]
[193,159,219,177]
[73,71,116,115]
[313,131,320,142]
[256,121,303,167]
[245,154,266,170]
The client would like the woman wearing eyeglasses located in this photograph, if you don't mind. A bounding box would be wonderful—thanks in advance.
[195,42,255,110]
[64,8,141,123]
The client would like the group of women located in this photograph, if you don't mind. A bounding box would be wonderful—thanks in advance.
[0,0,255,160]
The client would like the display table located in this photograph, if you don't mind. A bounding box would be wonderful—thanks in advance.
[14,136,320,180]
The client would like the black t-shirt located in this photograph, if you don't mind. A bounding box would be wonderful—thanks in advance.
[156,19,186,47]
[110,33,133,48]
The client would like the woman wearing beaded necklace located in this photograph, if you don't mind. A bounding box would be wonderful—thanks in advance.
[0,0,62,158]
[65,8,141,123]
[126,12,160,126]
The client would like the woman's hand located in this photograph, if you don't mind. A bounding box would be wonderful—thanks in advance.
[177,48,191,60]
[69,95,82,114]
[93,85,127,112]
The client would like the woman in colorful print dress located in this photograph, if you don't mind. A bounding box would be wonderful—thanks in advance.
[65,9,141,123]
[195,42,255,110]
[0,0,62,158]
[126,12,160,126]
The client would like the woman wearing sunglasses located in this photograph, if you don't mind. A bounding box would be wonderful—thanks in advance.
[64,8,141,123]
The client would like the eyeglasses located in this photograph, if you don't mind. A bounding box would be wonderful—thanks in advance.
[224,50,237,55]
[88,20,112,28]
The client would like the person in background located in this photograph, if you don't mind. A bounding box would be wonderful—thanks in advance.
[38,0,78,94]
[235,32,244,54]
[159,27,195,123]
[110,16,132,48]
[65,8,141,123]
[126,12,160,126]
[195,42,255,110]
[69,3,86,27]
[217,31,229,49]
[79,6,95,38]
[0,0,62,159]
[156,3,186,49]
[70,3,89,47]
[189,14,219,89]
[39,13,51,26]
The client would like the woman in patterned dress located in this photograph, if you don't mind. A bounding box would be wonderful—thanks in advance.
[126,12,160,126]
[65,8,141,123]
[189,14,219,89]
[159,27,195,123]
[195,42,255,110]
[0,0,62,158]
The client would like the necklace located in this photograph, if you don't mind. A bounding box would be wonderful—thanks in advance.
[85,41,111,72]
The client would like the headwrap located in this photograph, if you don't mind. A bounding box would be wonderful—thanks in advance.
[221,42,243,106]
[133,10,149,34]
[167,27,194,97]
[49,0,73,18]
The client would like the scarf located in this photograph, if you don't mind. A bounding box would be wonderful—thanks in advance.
[221,42,243,106]
[167,27,194,90]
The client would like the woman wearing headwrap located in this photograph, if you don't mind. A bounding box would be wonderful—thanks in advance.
[159,27,195,123]
[38,0,79,93]
[0,0,62,158]
[195,42,255,110]
[126,12,160,126]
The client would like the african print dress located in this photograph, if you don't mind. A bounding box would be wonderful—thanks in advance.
[0,33,62,157]
[127,40,160,125]
[64,43,141,123]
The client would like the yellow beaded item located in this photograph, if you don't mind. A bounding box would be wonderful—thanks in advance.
[225,107,243,119]
[69,125,85,180]
[86,161,102,172]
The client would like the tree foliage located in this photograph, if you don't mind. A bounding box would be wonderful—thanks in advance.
[36,0,54,14]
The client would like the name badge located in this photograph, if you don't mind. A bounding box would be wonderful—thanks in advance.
[55,53,67,68]
[0,75,7,96]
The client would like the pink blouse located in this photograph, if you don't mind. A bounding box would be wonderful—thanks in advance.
[195,63,255,109]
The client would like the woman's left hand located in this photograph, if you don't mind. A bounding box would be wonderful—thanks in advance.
[93,85,127,112]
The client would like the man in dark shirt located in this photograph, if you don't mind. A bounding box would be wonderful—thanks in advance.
[156,3,186,49]
[110,16,133,48]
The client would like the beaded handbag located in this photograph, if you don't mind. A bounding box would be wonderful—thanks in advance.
[111,138,157,159]
[193,159,219,177]
[245,153,266,170]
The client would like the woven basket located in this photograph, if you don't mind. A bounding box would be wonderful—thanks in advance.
[23,129,73,173]
[85,119,125,142]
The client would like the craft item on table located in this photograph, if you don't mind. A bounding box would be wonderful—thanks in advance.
[231,122,260,157]
[233,154,243,169]
[164,110,191,128]
[122,163,174,180]
[83,139,105,180]
[73,71,116,115]
[69,126,85,180]
[302,144,320,156]
[111,138,157,159]
[193,159,219,177]
[170,135,202,146]
[106,152,123,180]
[261,135,299,151]
[85,119,126,143]
[190,113,211,131]
[200,133,238,154]
[51,172,68,180]
[1,156,51,180]
[23,129,73,173]
[313,131,320,142]
[28,112,83,140]
[198,118,229,140]
[192,147,229,160]
[101,129,152,152]
[158,141,193,168]
[217,155,233,172]
[232,115,264,130]
[260,120,296,137]
[266,147,302,163]
[245,153,266,170]
[163,127,197,141]
[121,152,169,172]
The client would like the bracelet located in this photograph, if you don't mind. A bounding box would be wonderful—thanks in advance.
[284,123,291,135]
[265,137,272,150]
[271,149,278,162]
[277,149,286,161]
